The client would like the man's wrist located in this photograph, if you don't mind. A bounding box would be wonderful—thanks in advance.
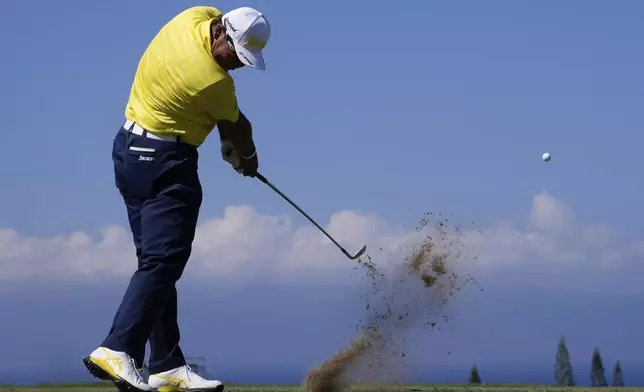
[241,149,257,160]
[239,139,256,159]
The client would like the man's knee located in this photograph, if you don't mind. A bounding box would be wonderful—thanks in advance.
[138,260,187,286]
[138,193,200,275]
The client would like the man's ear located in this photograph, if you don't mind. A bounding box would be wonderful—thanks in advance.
[213,21,225,40]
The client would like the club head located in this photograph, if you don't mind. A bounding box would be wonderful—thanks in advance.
[349,245,367,260]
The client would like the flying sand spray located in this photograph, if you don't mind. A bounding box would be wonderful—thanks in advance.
[303,213,480,392]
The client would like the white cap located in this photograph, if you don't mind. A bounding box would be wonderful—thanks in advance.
[222,7,271,70]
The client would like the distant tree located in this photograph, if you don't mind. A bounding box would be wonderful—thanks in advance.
[612,361,624,387]
[554,336,576,386]
[468,364,481,384]
[590,346,607,387]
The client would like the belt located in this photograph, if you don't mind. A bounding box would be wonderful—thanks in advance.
[123,120,180,143]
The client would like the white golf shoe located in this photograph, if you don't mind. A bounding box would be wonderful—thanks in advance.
[148,364,224,392]
[83,347,155,392]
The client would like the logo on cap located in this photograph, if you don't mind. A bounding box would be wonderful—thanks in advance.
[224,18,237,33]
[243,36,266,49]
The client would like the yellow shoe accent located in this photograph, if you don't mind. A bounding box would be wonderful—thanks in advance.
[90,347,125,378]
[155,374,188,391]
[157,387,182,392]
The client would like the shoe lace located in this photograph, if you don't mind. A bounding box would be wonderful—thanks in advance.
[129,357,145,380]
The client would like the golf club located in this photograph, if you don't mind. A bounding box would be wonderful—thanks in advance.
[256,172,367,260]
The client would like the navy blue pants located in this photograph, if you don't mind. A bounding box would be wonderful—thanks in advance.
[102,124,202,374]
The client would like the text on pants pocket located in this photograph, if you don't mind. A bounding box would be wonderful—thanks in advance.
[128,146,156,162]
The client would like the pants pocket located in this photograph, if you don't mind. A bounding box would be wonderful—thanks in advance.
[124,144,161,198]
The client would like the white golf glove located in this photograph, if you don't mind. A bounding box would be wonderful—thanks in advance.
[220,140,243,173]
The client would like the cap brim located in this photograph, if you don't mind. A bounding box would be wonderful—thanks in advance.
[233,42,265,70]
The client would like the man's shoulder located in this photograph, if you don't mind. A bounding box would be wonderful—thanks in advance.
[176,6,223,20]
[200,73,236,96]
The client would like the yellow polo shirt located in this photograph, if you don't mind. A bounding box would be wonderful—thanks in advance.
[124,6,240,147]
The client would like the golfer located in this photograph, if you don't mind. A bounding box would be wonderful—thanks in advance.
[82,6,270,392]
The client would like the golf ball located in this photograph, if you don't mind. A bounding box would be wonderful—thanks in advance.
[542,152,551,162]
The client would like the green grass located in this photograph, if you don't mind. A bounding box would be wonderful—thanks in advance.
[0,383,642,392]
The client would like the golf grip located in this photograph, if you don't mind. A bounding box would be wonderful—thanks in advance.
[256,172,351,258]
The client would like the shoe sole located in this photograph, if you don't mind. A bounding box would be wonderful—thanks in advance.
[83,356,150,392]
[157,385,225,392]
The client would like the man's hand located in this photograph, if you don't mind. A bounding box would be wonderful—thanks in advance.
[218,111,258,177]
[239,152,258,177]
[220,140,258,177]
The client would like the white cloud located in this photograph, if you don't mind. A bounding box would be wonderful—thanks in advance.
[464,191,638,267]
[529,191,574,232]
[0,192,641,285]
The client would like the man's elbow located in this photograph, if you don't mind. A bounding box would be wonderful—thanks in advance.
[236,111,252,133]
[218,111,252,140]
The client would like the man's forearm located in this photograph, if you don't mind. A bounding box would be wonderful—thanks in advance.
[219,127,255,157]
[217,112,256,157]
[234,134,256,158]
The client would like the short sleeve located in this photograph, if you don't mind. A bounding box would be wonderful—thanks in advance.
[197,76,240,122]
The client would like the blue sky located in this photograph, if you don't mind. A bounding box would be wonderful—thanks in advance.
[1,0,643,387]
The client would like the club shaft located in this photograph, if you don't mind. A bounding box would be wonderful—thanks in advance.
[256,173,349,255]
